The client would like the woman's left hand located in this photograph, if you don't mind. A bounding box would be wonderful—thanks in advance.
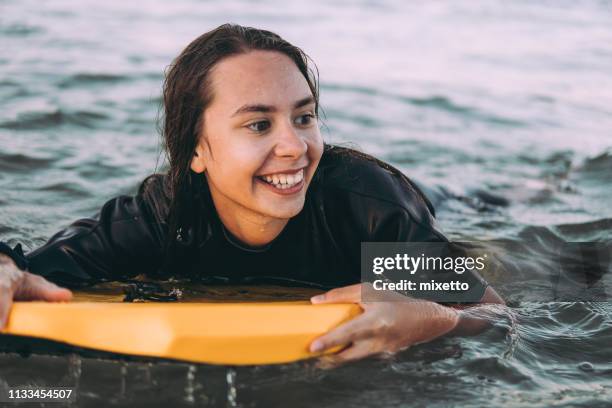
[309,283,459,363]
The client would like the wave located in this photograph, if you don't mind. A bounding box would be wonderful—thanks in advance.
[0,152,57,172]
[0,109,109,130]
[57,73,130,89]
[56,72,161,89]
[0,23,42,36]
[39,182,92,199]
[322,82,527,127]
[576,149,612,178]
[556,218,612,241]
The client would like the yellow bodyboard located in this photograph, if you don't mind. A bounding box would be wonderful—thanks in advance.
[2,301,361,365]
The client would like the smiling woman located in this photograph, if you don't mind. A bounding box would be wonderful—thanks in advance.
[0,23,503,363]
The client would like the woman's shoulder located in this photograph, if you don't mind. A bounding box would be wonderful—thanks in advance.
[314,145,437,229]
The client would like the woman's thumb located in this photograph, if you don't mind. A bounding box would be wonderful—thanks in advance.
[14,272,72,302]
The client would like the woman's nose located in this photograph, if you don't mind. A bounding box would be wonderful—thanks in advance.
[274,122,307,158]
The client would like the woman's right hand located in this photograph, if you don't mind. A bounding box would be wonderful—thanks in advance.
[0,254,72,329]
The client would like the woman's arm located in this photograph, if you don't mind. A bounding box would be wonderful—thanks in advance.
[1,175,169,291]
[22,193,167,287]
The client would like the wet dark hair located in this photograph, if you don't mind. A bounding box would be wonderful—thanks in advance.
[142,24,320,273]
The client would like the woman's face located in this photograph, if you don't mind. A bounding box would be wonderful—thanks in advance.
[191,50,323,222]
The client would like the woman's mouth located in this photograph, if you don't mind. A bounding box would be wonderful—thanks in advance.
[255,168,305,194]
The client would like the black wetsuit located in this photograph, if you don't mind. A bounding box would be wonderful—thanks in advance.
[1,147,488,298]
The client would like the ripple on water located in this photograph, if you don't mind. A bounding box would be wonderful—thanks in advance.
[555,218,612,237]
[0,23,43,36]
[0,152,57,172]
[0,80,34,99]
[516,303,612,363]
[39,181,92,199]
[576,150,612,180]
[56,73,131,89]
[0,109,110,130]
[323,82,528,128]
[77,160,131,181]
[461,356,534,387]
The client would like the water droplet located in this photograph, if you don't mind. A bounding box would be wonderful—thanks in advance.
[184,364,197,404]
[226,368,238,407]
[119,362,128,399]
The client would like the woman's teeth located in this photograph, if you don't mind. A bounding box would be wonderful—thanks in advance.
[259,169,304,189]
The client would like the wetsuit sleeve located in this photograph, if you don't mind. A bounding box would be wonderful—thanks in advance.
[24,194,166,288]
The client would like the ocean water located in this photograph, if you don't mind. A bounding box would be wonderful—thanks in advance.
[1,0,612,406]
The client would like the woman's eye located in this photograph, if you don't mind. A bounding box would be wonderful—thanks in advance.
[247,120,271,133]
[295,113,315,126]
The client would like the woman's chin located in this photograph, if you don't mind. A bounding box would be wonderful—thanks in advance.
[256,198,305,220]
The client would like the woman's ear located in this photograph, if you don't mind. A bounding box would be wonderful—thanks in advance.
[190,144,207,173]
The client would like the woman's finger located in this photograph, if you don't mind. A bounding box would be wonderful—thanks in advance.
[310,283,363,304]
[322,339,379,366]
[14,272,72,302]
[310,313,374,353]
[0,286,14,329]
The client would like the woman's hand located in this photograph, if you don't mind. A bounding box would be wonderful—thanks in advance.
[309,283,459,364]
[0,254,72,329]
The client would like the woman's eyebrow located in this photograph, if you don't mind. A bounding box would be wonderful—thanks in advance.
[232,96,315,117]
[293,96,315,109]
